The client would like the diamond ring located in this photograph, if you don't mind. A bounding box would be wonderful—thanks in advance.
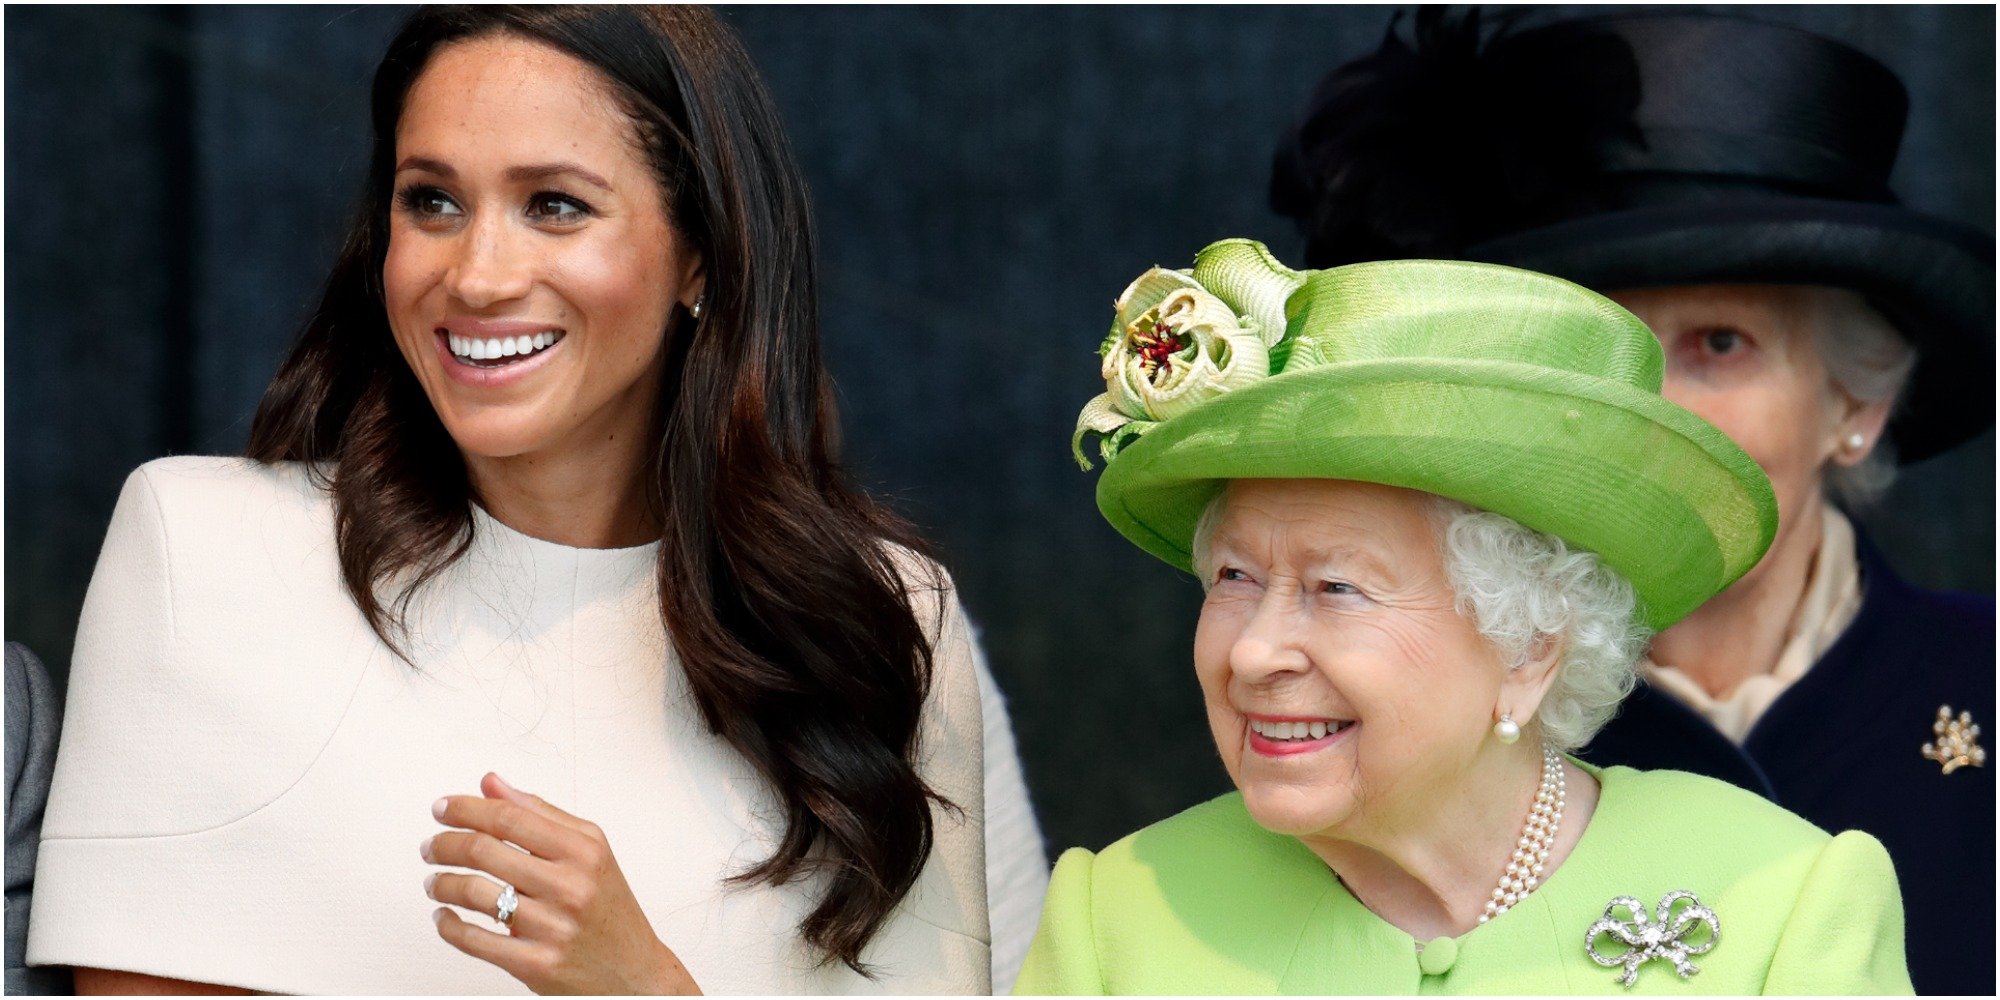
[495,883,518,927]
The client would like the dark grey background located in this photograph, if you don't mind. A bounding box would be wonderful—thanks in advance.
[7,5,1993,858]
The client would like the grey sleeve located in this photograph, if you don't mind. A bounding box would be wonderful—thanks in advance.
[6,642,72,995]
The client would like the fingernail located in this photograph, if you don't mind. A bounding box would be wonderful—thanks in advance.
[419,837,435,863]
[431,797,448,821]
[492,773,515,792]
[432,907,447,927]
[423,872,439,896]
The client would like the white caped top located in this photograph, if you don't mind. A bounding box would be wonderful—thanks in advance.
[27,457,991,994]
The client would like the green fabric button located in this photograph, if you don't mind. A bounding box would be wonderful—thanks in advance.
[1418,936,1457,976]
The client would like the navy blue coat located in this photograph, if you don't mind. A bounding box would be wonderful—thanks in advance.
[1582,532,1995,996]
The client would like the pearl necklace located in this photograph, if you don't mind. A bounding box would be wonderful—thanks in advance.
[1479,746,1565,924]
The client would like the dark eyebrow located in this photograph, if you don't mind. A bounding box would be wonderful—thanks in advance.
[391,157,613,193]
[508,162,613,192]
[394,155,454,177]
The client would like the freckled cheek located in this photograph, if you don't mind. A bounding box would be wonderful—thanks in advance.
[549,237,677,358]
[381,240,451,360]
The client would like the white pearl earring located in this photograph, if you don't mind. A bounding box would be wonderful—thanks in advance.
[690,294,707,320]
[1494,713,1521,744]
[1845,432,1865,451]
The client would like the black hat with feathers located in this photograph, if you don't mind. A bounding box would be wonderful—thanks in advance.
[1272,8,1994,463]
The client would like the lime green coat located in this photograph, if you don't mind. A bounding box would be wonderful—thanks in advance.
[1016,764,1910,995]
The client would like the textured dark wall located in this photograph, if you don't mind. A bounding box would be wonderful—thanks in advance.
[6,5,1993,859]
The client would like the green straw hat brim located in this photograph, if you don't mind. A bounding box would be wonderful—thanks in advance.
[1096,357,1777,632]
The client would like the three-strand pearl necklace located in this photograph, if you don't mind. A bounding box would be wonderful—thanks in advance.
[1479,746,1565,924]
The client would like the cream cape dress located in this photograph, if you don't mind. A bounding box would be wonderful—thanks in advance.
[26,456,991,994]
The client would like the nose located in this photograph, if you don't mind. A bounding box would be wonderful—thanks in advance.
[1229,589,1311,682]
[442,214,533,309]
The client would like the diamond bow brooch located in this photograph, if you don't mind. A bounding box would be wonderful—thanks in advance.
[1585,890,1720,987]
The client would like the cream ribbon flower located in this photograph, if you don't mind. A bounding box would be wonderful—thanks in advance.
[1072,240,1301,469]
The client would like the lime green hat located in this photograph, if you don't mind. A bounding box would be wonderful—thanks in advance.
[1071,239,1777,631]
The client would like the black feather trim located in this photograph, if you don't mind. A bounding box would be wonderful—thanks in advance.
[1272,6,1646,268]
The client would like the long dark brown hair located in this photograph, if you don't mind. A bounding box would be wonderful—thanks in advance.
[246,5,946,972]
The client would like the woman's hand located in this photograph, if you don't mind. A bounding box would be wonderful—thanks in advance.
[422,773,703,995]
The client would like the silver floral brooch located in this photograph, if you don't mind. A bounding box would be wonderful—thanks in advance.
[1585,890,1720,987]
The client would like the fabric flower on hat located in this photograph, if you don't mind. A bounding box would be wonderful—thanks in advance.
[1072,240,1303,469]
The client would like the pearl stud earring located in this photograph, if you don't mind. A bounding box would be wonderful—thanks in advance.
[1845,432,1865,451]
[1494,713,1521,744]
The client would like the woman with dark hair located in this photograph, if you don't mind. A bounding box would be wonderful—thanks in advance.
[26,6,1025,993]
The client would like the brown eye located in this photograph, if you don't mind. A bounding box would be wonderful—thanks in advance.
[1700,327,1744,356]
[526,191,592,223]
[395,185,461,219]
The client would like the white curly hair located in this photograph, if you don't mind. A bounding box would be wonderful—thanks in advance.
[1190,485,1652,751]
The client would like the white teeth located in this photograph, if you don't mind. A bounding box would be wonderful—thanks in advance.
[1251,719,1346,741]
[449,331,563,364]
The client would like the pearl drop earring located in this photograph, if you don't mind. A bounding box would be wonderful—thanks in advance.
[1494,713,1521,744]
[690,294,708,320]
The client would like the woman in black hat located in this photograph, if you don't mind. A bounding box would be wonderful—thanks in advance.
[1272,9,1993,995]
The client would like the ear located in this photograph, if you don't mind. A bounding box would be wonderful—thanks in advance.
[675,238,707,314]
[1826,386,1894,469]
[1497,631,1565,729]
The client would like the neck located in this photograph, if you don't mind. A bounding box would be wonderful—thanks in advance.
[1650,496,1826,698]
[1300,742,1600,941]
[463,429,659,550]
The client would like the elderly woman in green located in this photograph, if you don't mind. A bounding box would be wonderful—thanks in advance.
[1025,241,1910,994]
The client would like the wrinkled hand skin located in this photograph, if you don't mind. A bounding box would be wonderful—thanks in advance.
[424,772,703,995]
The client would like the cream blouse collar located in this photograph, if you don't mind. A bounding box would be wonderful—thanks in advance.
[1642,504,1864,744]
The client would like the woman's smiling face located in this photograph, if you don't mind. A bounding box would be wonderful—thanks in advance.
[384,32,703,462]
[1193,479,1511,840]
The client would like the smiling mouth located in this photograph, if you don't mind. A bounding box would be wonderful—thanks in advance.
[442,329,566,368]
[1248,718,1354,742]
